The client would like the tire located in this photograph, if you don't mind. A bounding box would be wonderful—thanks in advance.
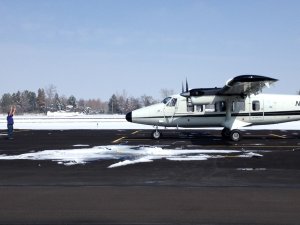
[152,130,162,139]
[230,130,242,142]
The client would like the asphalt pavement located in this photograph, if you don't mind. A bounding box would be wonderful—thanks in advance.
[0,129,299,225]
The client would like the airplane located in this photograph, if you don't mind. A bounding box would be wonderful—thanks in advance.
[126,75,300,141]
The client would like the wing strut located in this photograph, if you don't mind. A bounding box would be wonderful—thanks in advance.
[225,100,232,124]
[223,99,251,130]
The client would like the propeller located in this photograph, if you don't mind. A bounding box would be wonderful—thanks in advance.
[180,78,190,97]
[180,78,193,108]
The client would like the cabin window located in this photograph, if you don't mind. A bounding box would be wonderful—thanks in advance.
[205,104,215,112]
[214,101,225,112]
[252,101,260,111]
[220,101,226,112]
[187,105,194,112]
[233,101,245,112]
[215,101,226,112]
[195,105,204,112]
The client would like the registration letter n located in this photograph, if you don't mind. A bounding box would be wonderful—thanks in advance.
[296,101,300,106]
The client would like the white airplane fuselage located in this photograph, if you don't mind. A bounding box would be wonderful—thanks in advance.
[127,93,300,129]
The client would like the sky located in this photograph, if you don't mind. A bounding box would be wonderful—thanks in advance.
[1,0,300,101]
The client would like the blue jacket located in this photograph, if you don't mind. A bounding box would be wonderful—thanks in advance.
[7,115,14,125]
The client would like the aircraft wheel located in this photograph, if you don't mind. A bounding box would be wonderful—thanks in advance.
[230,130,242,142]
[152,130,162,139]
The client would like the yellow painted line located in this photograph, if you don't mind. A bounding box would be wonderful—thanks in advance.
[112,137,125,143]
[269,134,287,139]
[131,130,140,135]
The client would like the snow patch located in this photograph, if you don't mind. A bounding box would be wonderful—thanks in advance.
[0,145,262,168]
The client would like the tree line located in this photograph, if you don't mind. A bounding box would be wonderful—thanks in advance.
[3,86,298,115]
[0,85,174,115]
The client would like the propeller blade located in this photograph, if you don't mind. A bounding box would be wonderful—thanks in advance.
[185,78,189,92]
[182,82,184,93]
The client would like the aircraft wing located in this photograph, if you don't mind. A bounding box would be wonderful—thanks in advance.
[218,75,278,96]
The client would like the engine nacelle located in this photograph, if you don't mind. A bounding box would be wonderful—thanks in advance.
[190,96,226,105]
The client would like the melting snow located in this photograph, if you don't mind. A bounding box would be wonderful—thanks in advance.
[0,113,293,167]
[0,145,261,168]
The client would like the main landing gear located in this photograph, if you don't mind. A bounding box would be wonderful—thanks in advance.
[221,128,242,142]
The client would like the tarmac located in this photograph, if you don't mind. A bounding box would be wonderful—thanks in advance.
[0,129,300,225]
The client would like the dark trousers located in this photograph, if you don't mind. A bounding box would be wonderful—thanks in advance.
[7,124,13,139]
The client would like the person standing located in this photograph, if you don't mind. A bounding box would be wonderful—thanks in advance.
[7,106,16,140]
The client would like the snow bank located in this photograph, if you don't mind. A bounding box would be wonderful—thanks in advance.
[0,114,153,130]
[0,114,299,130]
[46,111,82,117]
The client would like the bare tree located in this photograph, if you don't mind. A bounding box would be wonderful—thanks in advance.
[19,90,36,113]
[115,90,129,114]
[160,88,175,99]
[125,97,141,113]
[0,93,13,113]
[45,84,57,110]
[85,98,105,113]
[140,95,157,107]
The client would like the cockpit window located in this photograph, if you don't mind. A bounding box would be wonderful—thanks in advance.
[167,98,177,107]
[162,97,172,104]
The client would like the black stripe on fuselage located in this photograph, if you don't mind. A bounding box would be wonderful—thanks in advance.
[135,110,300,119]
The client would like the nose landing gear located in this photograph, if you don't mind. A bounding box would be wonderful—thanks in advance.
[151,129,162,139]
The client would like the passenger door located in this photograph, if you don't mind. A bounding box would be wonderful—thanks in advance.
[163,98,177,124]
[249,98,264,122]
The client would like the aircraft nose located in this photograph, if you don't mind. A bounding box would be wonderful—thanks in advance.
[125,112,132,122]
